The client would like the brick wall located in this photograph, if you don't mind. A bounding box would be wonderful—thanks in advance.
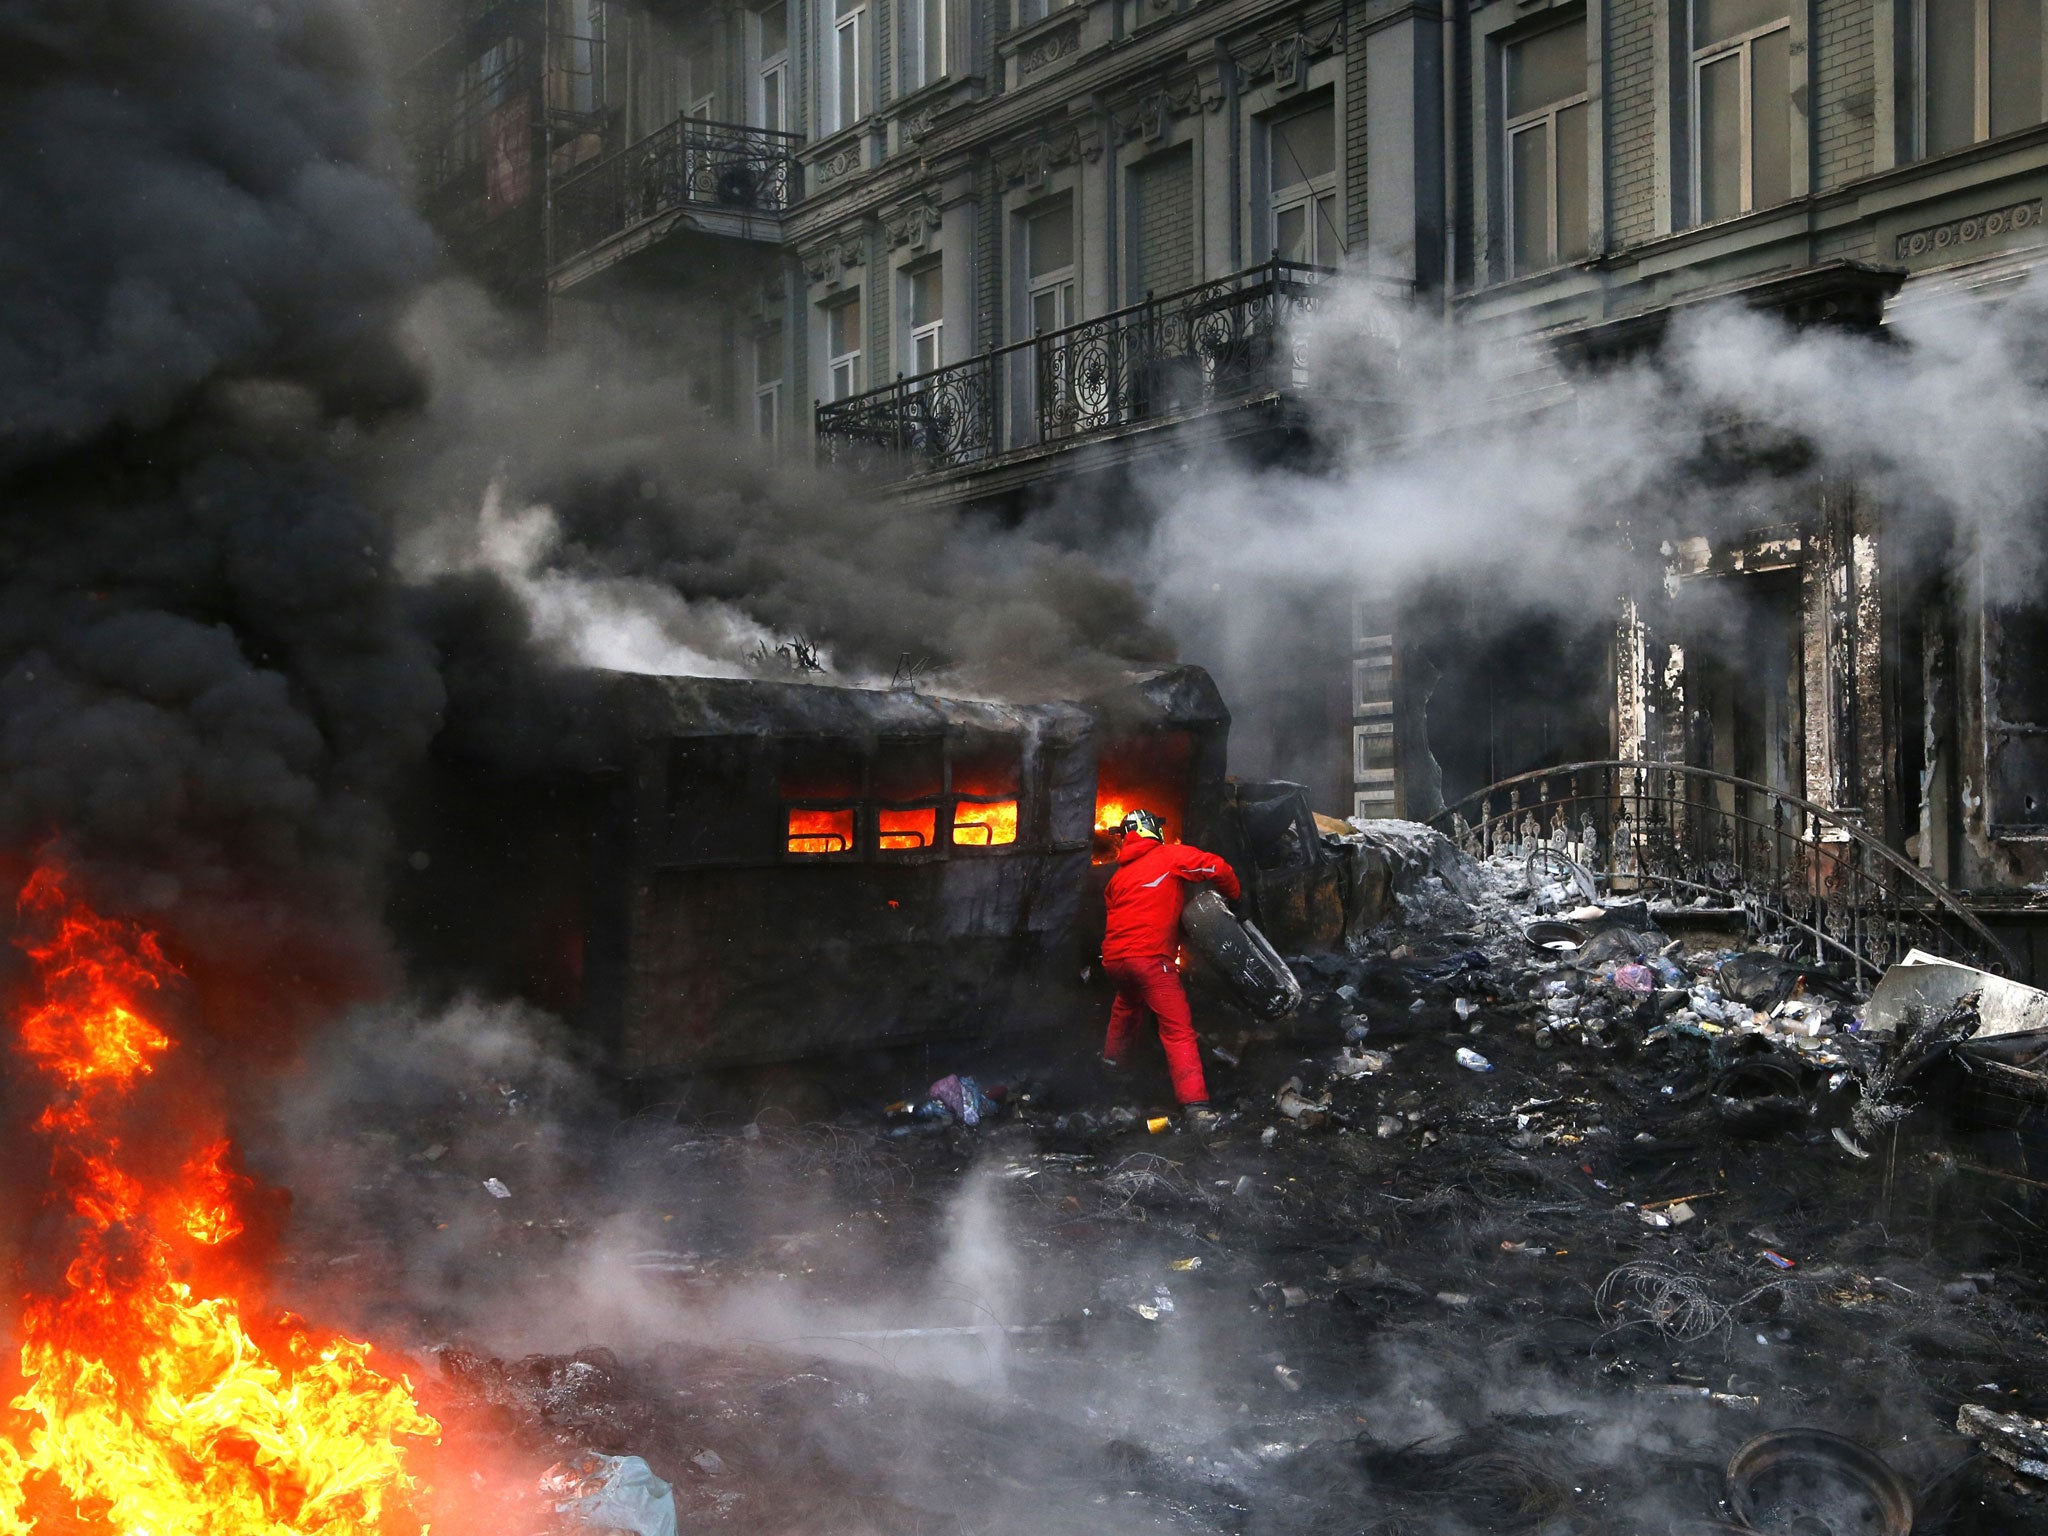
[1606,0,1659,249]
[1814,0,1874,192]
[1346,0,1369,252]
[1132,145,1195,294]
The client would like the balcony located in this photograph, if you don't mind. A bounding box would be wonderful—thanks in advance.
[814,258,1333,486]
[549,115,802,291]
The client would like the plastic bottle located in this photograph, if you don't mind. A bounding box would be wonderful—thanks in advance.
[1454,1047,1494,1073]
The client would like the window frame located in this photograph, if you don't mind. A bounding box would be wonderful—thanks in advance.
[754,323,784,443]
[826,292,863,401]
[831,0,868,133]
[1688,4,1793,223]
[1266,97,1344,266]
[1915,0,2048,156]
[752,3,790,132]
[909,0,948,91]
[904,262,944,378]
[1502,23,1591,277]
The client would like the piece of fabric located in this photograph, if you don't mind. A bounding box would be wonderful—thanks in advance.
[555,1454,677,1536]
[1103,955,1208,1105]
[1102,838,1241,964]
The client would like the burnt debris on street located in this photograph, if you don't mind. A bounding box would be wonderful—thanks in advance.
[284,799,2048,1536]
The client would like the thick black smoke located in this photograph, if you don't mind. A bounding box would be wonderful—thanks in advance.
[0,0,442,1028]
[378,289,1178,711]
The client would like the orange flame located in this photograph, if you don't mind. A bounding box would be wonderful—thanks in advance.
[0,864,439,1536]
[951,801,1017,847]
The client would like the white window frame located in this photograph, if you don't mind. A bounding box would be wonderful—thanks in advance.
[1688,7,1791,222]
[910,0,948,90]
[827,295,863,401]
[754,326,784,443]
[832,0,867,133]
[1503,33,1589,276]
[753,4,789,132]
[904,264,944,377]
[1915,0,2048,155]
[1267,101,1343,266]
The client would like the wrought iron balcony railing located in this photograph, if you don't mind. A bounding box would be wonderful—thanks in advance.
[550,114,802,271]
[1430,761,2017,988]
[814,257,1331,478]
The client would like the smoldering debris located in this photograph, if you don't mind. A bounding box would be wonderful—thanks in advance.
[265,832,2048,1535]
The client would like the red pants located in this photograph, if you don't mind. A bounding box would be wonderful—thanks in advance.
[1103,956,1209,1106]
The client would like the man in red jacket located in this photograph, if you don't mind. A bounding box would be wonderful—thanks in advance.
[1101,808,1242,1129]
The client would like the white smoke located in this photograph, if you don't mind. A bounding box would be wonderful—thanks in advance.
[403,482,817,679]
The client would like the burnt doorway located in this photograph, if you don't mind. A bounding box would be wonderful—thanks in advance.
[1411,592,1616,810]
[1675,569,1804,813]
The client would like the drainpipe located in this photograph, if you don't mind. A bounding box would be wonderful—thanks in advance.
[1440,0,1456,314]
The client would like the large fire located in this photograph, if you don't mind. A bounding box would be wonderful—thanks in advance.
[0,865,439,1536]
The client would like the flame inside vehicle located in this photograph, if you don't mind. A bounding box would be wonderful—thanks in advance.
[951,800,1017,847]
[0,864,439,1536]
[787,806,856,854]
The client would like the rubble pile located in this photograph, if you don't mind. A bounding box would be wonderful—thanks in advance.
[287,828,2048,1535]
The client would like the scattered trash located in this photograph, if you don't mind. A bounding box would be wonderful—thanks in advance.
[483,1177,512,1199]
[1272,1364,1303,1392]
[1958,1403,2048,1481]
[1610,962,1656,995]
[1454,997,1478,1020]
[1275,1077,1333,1126]
[544,1453,678,1536]
[1129,1286,1175,1322]
[1231,1175,1254,1197]
[1331,1047,1392,1077]
[1454,1047,1494,1073]
[1146,1116,1171,1135]
[1209,1043,1241,1066]
[1831,1126,1871,1159]
[1760,1250,1797,1270]
[1169,1257,1203,1272]
[1375,1116,1404,1139]
[1863,949,2048,1040]
[1256,1282,1309,1310]
[689,1448,726,1476]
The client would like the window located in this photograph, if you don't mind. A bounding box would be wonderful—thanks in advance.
[1690,0,1792,223]
[833,0,867,132]
[1268,100,1343,264]
[1131,146,1195,296]
[826,294,863,400]
[910,0,948,89]
[1919,0,2046,156]
[1504,20,1590,274]
[754,324,783,443]
[1017,0,1076,23]
[905,264,944,375]
[754,3,789,131]
[1025,199,1075,336]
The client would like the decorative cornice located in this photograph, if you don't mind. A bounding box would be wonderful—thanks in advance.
[1895,199,2042,262]
[1234,11,1345,89]
[1112,74,1207,141]
[1017,16,1084,76]
[883,198,943,249]
[994,120,1106,186]
[811,140,866,188]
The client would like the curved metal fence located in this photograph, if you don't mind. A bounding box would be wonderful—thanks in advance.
[1430,760,2016,987]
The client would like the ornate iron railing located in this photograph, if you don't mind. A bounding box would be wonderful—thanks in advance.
[1430,761,2017,988]
[550,114,801,270]
[815,257,1330,477]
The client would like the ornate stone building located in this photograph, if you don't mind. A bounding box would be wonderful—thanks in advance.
[380,0,2048,951]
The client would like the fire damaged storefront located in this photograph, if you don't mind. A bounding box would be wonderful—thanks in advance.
[395,666,1231,1076]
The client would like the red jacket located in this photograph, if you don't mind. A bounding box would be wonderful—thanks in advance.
[1102,838,1242,963]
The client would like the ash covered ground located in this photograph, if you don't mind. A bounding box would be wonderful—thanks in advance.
[260,844,2048,1536]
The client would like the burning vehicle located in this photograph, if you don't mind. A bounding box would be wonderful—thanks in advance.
[392,664,1229,1076]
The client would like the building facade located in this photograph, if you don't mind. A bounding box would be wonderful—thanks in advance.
[381,0,2048,939]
